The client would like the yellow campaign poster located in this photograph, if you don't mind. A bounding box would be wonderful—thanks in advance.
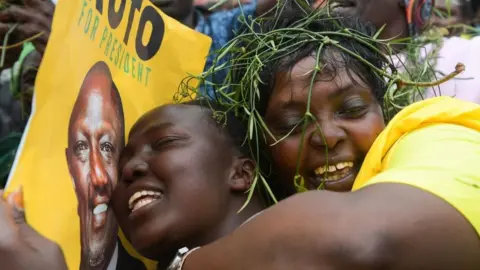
[5,0,211,269]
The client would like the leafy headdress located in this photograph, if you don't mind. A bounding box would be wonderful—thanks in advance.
[176,0,463,209]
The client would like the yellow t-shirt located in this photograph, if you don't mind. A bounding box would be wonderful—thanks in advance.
[352,97,480,235]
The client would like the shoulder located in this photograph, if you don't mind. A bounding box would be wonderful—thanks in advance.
[363,123,480,236]
[386,123,480,169]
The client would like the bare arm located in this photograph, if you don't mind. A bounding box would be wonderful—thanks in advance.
[183,183,480,270]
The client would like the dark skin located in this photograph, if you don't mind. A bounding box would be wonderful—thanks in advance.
[329,0,410,40]
[265,56,385,194]
[111,104,264,269]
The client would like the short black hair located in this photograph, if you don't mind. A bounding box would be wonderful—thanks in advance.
[183,99,250,159]
[250,7,389,116]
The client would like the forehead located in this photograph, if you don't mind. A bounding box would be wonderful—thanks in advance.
[271,56,363,102]
[76,89,117,118]
[72,76,121,130]
[129,104,217,138]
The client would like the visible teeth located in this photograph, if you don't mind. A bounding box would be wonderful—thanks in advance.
[314,162,354,176]
[128,190,162,211]
[315,167,325,175]
[325,175,340,182]
[131,197,156,212]
[93,203,108,215]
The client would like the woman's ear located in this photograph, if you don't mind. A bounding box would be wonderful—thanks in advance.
[229,158,255,192]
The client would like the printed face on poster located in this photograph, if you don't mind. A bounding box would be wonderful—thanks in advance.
[6,0,211,269]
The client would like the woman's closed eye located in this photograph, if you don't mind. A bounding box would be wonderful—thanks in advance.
[270,116,305,136]
[152,136,185,150]
[337,98,369,119]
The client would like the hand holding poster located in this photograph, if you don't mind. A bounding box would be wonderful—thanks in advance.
[5,0,211,269]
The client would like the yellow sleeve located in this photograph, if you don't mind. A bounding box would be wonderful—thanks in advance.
[361,123,480,235]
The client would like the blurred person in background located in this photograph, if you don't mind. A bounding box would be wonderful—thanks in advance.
[330,0,480,105]
[432,0,480,36]
[0,0,53,185]
[153,0,280,97]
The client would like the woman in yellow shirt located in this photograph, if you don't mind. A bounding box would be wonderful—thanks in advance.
[175,4,480,269]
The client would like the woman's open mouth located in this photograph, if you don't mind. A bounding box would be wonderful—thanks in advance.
[128,190,163,215]
[307,161,357,190]
[314,161,354,182]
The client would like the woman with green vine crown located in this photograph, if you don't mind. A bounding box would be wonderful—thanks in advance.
[329,0,480,115]
[172,1,480,269]
[0,2,479,270]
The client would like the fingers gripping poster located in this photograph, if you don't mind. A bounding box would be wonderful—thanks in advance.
[5,0,211,269]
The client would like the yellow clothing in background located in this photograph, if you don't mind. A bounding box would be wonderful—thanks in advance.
[353,97,480,235]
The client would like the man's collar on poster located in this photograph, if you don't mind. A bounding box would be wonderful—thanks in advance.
[107,243,119,270]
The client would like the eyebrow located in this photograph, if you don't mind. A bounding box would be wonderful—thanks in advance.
[278,82,360,110]
[133,122,175,136]
[327,83,357,99]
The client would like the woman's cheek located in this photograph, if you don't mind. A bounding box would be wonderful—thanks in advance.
[270,138,307,174]
[351,114,385,153]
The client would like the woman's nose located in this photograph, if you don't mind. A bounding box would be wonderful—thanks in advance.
[309,119,346,150]
[121,157,148,184]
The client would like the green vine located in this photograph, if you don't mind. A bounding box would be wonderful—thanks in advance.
[176,0,464,207]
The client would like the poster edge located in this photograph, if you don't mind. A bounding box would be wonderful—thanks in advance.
[5,91,37,189]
